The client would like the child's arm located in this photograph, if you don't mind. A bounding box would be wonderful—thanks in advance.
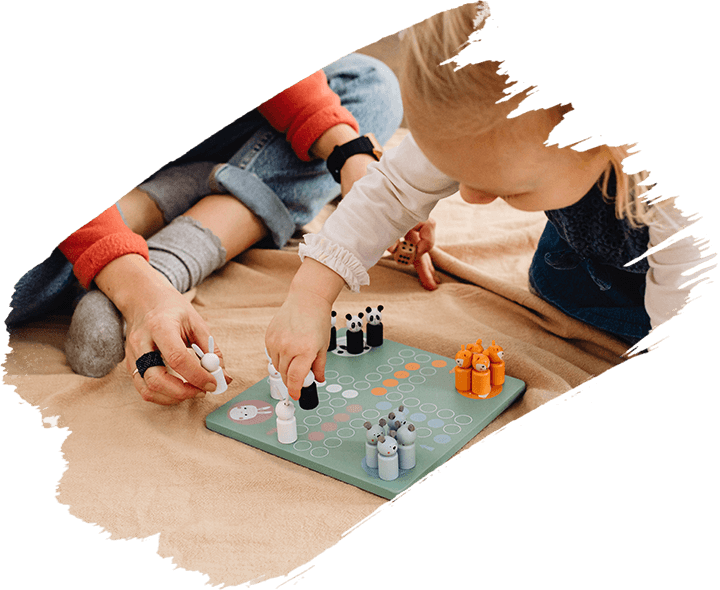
[314,133,459,280]
[266,133,458,393]
[58,204,150,289]
[265,258,345,398]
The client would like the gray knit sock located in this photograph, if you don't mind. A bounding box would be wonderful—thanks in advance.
[63,217,225,377]
[147,215,227,293]
[65,290,125,378]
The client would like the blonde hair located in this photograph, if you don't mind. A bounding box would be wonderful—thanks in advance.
[400,2,651,226]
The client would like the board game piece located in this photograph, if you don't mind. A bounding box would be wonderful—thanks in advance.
[386,406,408,432]
[377,434,399,481]
[205,331,526,499]
[191,336,227,394]
[275,397,298,444]
[328,310,338,352]
[393,405,408,424]
[452,345,473,394]
[299,371,319,410]
[267,361,288,400]
[363,421,385,468]
[344,312,365,354]
[486,341,506,386]
[395,423,417,470]
[467,339,484,354]
[471,353,491,398]
[365,305,384,347]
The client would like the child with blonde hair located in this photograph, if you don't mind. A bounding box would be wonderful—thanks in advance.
[265,2,704,398]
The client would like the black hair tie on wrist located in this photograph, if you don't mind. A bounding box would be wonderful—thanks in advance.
[135,351,165,378]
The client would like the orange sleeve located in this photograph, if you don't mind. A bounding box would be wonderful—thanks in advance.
[258,70,359,162]
[58,205,149,289]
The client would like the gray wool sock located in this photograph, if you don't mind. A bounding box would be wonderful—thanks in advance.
[64,217,225,378]
[147,216,227,293]
[65,290,126,378]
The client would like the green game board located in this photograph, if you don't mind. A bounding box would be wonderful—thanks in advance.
[205,331,525,499]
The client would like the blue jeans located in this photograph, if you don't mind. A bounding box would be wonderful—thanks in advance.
[529,220,652,345]
[6,53,403,327]
[141,53,402,247]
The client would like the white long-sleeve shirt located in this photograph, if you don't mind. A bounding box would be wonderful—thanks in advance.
[300,133,707,330]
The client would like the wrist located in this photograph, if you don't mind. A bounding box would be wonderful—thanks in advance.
[326,134,383,184]
[289,258,345,307]
[94,254,173,319]
[310,124,359,161]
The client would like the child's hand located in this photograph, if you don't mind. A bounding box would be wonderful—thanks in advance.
[265,258,345,398]
[398,220,440,291]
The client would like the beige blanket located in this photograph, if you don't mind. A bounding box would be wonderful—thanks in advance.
[4,131,629,586]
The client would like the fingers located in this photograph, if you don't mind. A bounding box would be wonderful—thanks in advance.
[311,350,327,386]
[158,318,218,393]
[406,219,436,258]
[132,364,206,405]
[125,309,233,404]
[414,252,440,291]
[281,353,313,400]
[267,340,326,401]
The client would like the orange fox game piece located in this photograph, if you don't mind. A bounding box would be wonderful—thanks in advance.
[471,352,491,398]
[452,345,473,393]
[485,340,505,387]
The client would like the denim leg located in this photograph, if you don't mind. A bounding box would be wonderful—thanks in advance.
[134,109,268,224]
[214,53,403,248]
[5,248,80,327]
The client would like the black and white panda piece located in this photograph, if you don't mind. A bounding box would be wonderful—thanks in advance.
[299,370,319,410]
[365,305,384,347]
[344,312,365,354]
[328,310,337,352]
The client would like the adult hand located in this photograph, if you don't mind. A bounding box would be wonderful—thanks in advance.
[95,254,231,405]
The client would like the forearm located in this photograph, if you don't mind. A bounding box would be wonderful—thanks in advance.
[309,124,359,160]
[93,253,175,323]
[59,205,149,289]
[288,257,346,308]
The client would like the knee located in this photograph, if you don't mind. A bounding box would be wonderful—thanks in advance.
[346,53,400,95]
[326,53,403,142]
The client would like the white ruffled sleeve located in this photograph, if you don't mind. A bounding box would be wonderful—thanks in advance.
[298,234,369,293]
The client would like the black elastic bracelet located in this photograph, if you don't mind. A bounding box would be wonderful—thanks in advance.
[135,351,165,378]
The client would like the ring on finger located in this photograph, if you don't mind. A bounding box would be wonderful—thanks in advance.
[135,350,165,378]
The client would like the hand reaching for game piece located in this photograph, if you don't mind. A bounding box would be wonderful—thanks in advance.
[265,258,346,398]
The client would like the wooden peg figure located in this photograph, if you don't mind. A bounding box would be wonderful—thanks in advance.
[452,345,473,394]
[267,361,288,400]
[395,423,417,470]
[466,339,484,354]
[275,397,297,444]
[365,305,384,347]
[377,434,399,481]
[363,421,385,469]
[328,310,337,352]
[471,352,491,398]
[344,312,365,354]
[299,371,319,410]
[485,340,506,387]
[191,336,227,394]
